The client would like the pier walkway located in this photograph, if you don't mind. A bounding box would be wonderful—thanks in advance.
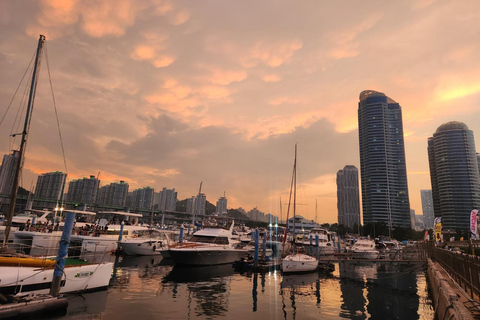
[424,242,480,319]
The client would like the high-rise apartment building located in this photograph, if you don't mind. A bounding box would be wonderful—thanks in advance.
[427,121,480,231]
[96,180,129,207]
[216,195,228,215]
[358,90,411,228]
[186,196,195,215]
[420,190,434,229]
[336,165,361,229]
[156,187,177,212]
[67,175,99,204]
[132,187,155,209]
[194,193,206,215]
[0,151,20,196]
[35,171,67,200]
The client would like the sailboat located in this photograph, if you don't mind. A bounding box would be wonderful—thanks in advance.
[282,144,318,273]
[0,35,113,296]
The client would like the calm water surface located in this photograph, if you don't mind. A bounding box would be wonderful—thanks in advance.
[51,255,434,320]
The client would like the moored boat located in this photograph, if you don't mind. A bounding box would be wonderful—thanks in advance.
[119,229,175,256]
[168,221,248,266]
[350,238,379,259]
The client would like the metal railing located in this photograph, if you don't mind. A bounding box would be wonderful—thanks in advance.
[425,241,480,300]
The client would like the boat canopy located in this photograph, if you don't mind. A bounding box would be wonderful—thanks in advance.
[64,210,96,215]
[98,211,143,217]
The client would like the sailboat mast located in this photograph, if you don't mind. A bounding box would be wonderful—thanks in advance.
[3,35,45,248]
[292,144,297,251]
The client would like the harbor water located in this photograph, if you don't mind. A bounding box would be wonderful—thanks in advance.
[44,255,434,320]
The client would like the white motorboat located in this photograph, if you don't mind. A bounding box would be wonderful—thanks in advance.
[119,229,175,256]
[298,227,335,257]
[70,211,150,253]
[351,239,379,259]
[168,221,248,266]
[0,261,113,296]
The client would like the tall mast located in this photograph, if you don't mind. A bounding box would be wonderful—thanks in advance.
[3,35,45,248]
[292,144,297,253]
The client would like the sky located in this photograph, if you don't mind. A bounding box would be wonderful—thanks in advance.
[1,0,480,224]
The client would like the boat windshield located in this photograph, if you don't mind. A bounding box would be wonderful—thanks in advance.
[190,235,229,244]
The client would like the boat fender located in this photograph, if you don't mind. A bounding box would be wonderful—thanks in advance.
[153,245,156,252]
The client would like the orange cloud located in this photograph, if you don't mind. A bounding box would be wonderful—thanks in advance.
[244,40,303,67]
[132,45,156,60]
[436,83,480,102]
[269,96,308,106]
[262,74,281,82]
[199,66,247,85]
[171,11,190,25]
[153,56,175,68]
[198,86,231,99]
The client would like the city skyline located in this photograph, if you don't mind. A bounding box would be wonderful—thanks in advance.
[1,2,480,223]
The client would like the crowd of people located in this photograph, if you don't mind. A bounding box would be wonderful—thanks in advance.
[19,219,60,233]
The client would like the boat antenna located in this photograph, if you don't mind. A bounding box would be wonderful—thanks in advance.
[2,35,45,249]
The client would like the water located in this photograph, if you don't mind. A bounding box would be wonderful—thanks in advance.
[50,256,434,320]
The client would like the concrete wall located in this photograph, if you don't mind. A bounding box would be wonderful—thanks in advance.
[427,259,474,320]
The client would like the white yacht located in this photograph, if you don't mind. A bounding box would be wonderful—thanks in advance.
[350,239,379,259]
[70,211,150,254]
[168,221,248,266]
[12,210,96,255]
[0,261,113,296]
[298,227,335,257]
[119,229,175,256]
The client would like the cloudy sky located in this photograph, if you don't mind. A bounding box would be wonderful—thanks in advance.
[1,0,480,223]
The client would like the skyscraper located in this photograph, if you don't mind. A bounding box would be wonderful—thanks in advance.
[186,196,195,214]
[156,187,177,212]
[216,194,228,216]
[0,151,20,196]
[67,175,99,204]
[336,165,360,230]
[35,171,67,201]
[420,190,434,229]
[194,193,206,215]
[358,90,411,228]
[96,180,129,207]
[427,121,480,231]
[131,187,155,209]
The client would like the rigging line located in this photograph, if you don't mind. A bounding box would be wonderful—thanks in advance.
[0,50,36,128]
[44,41,69,177]
[9,66,33,151]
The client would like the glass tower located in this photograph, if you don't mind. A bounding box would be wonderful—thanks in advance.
[427,121,480,231]
[358,90,411,228]
[337,165,361,229]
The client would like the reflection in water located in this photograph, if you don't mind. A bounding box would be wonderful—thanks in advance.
[339,262,427,319]
[64,290,108,317]
[280,272,321,320]
[47,259,433,320]
[163,264,234,318]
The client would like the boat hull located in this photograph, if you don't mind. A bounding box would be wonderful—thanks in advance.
[282,253,318,273]
[0,262,114,296]
[120,240,167,256]
[352,250,379,260]
[169,247,248,266]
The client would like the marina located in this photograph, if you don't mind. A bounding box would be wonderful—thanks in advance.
[38,254,434,320]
